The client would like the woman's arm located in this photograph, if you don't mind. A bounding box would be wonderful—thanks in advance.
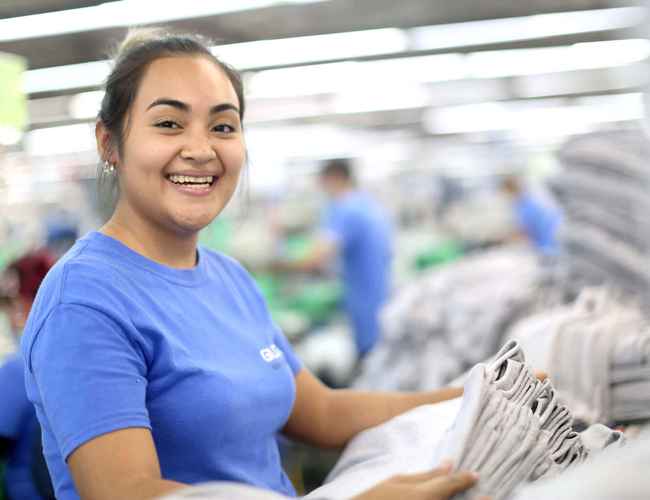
[67,428,186,500]
[283,369,462,449]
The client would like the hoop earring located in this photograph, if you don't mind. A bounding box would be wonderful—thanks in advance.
[103,160,116,175]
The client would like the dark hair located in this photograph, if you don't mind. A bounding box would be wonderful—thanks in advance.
[97,28,246,210]
[320,158,354,182]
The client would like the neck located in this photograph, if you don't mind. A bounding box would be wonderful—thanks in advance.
[101,203,199,269]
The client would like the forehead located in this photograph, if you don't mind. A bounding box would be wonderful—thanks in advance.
[134,55,239,111]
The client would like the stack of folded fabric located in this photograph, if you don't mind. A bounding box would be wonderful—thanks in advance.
[309,340,623,500]
[553,128,650,300]
[509,287,650,426]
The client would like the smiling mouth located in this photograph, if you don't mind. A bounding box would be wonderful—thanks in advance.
[165,174,217,187]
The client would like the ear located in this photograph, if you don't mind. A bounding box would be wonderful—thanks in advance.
[95,121,118,164]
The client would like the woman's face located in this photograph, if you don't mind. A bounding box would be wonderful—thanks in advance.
[111,55,245,236]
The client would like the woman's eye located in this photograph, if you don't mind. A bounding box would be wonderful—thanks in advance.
[155,120,181,129]
[213,124,236,133]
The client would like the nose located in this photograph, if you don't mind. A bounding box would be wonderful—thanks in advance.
[180,132,217,163]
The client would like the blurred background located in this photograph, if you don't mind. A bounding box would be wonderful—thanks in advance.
[1,0,649,493]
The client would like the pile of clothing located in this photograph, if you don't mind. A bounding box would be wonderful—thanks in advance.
[509,287,650,425]
[354,246,542,391]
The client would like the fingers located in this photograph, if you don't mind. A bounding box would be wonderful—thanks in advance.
[393,461,453,483]
[424,470,478,497]
[535,371,548,381]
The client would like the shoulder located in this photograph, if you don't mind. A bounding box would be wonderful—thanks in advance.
[43,236,130,305]
[23,237,137,345]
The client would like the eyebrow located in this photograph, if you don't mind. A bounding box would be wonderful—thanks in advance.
[146,98,240,115]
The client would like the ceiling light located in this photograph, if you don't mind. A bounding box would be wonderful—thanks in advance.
[0,0,332,42]
[215,28,407,69]
[24,61,110,94]
[410,7,645,51]
[423,94,644,135]
[469,39,650,78]
[247,54,467,99]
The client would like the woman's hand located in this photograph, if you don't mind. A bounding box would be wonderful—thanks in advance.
[351,462,486,500]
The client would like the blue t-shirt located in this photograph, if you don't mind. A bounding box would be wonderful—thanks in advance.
[21,231,302,500]
[321,191,392,355]
[0,353,43,500]
[515,193,561,256]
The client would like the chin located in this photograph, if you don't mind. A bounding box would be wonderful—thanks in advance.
[169,211,219,236]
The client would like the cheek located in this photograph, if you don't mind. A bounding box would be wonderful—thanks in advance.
[221,141,246,176]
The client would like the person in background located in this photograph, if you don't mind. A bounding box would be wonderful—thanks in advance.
[277,159,393,359]
[501,175,561,258]
[20,29,476,500]
[0,251,55,500]
[44,222,79,260]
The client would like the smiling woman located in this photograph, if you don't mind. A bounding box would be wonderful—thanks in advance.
[18,28,476,500]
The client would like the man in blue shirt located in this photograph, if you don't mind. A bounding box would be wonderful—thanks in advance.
[501,176,561,257]
[280,159,393,358]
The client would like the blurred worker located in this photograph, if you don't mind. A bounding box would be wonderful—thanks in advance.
[0,251,55,500]
[44,221,79,259]
[280,159,393,358]
[501,175,561,258]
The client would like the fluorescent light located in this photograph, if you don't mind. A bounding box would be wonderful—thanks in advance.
[410,7,645,50]
[215,28,407,69]
[0,0,331,42]
[68,90,105,120]
[25,123,96,156]
[332,84,431,114]
[24,61,110,94]
[469,39,650,78]
[424,94,644,136]
[0,126,22,146]
[247,54,467,99]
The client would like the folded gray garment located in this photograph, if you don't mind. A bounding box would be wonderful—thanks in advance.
[610,365,650,384]
[510,435,650,500]
[610,380,650,421]
[611,332,650,367]
[549,314,613,424]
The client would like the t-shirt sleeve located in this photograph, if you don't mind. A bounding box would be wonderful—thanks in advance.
[272,326,303,376]
[27,303,150,461]
[0,357,31,440]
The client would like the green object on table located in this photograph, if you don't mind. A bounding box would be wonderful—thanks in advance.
[283,233,315,261]
[284,281,342,325]
[414,239,463,271]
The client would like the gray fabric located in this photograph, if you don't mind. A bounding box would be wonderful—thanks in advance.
[509,287,650,425]
[354,248,542,392]
[510,435,650,500]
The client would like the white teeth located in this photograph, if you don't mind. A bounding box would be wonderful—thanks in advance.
[168,175,215,185]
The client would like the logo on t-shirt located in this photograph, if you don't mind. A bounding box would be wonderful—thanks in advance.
[260,344,284,363]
